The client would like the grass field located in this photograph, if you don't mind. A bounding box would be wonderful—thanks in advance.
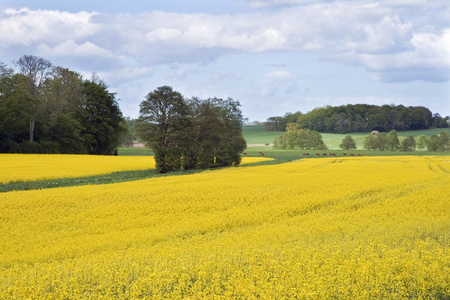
[243,125,450,150]
[1,155,449,298]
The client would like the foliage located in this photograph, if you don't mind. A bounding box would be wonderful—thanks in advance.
[136,87,247,173]
[386,130,400,151]
[339,135,357,150]
[427,131,450,152]
[399,135,416,151]
[136,86,192,173]
[273,124,327,150]
[80,78,127,155]
[265,104,448,133]
[0,56,126,155]
[13,55,53,142]
[1,156,449,298]
[364,132,387,151]
[119,117,137,147]
[416,135,429,150]
[264,116,284,131]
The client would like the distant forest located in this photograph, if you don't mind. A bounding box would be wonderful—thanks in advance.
[265,104,449,133]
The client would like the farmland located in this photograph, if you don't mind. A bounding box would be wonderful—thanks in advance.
[1,154,449,298]
[243,125,450,150]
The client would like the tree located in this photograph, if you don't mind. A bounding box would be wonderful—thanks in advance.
[136,86,192,172]
[399,135,416,151]
[119,117,136,147]
[427,134,440,151]
[426,131,449,152]
[136,87,246,173]
[0,63,29,152]
[363,134,377,150]
[14,55,52,142]
[340,135,357,150]
[273,126,327,150]
[375,133,387,151]
[81,77,126,155]
[264,116,284,131]
[209,97,247,167]
[416,135,429,150]
[43,67,86,153]
[438,131,450,151]
[386,130,400,151]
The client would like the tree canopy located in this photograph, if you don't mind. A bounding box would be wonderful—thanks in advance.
[0,55,126,155]
[340,135,357,151]
[265,104,448,133]
[273,123,327,150]
[136,86,246,173]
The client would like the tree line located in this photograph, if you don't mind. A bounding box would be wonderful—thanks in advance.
[273,123,449,152]
[265,104,449,133]
[136,86,247,173]
[360,130,450,152]
[0,55,126,155]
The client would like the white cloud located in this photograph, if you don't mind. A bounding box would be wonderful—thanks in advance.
[38,40,111,58]
[0,8,98,47]
[0,0,449,86]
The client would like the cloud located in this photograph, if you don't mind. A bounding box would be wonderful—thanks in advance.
[37,40,121,71]
[0,8,98,47]
[0,1,448,84]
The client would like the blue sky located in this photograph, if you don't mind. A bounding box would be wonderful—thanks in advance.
[1,0,449,122]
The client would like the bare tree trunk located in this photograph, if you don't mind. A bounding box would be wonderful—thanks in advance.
[29,119,35,142]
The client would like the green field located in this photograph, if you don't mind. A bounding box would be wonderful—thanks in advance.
[243,125,450,150]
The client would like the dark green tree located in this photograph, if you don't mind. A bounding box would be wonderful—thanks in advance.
[136,86,193,173]
[340,135,357,150]
[204,97,246,167]
[81,76,126,155]
[186,98,224,169]
[136,88,246,173]
[43,67,86,153]
[0,64,30,152]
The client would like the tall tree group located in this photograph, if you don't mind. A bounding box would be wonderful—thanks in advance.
[0,55,126,155]
[136,86,247,173]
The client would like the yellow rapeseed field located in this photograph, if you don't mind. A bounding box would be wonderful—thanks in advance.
[0,154,156,184]
[0,156,449,299]
[0,154,272,184]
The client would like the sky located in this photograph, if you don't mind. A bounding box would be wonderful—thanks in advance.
[0,0,449,122]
